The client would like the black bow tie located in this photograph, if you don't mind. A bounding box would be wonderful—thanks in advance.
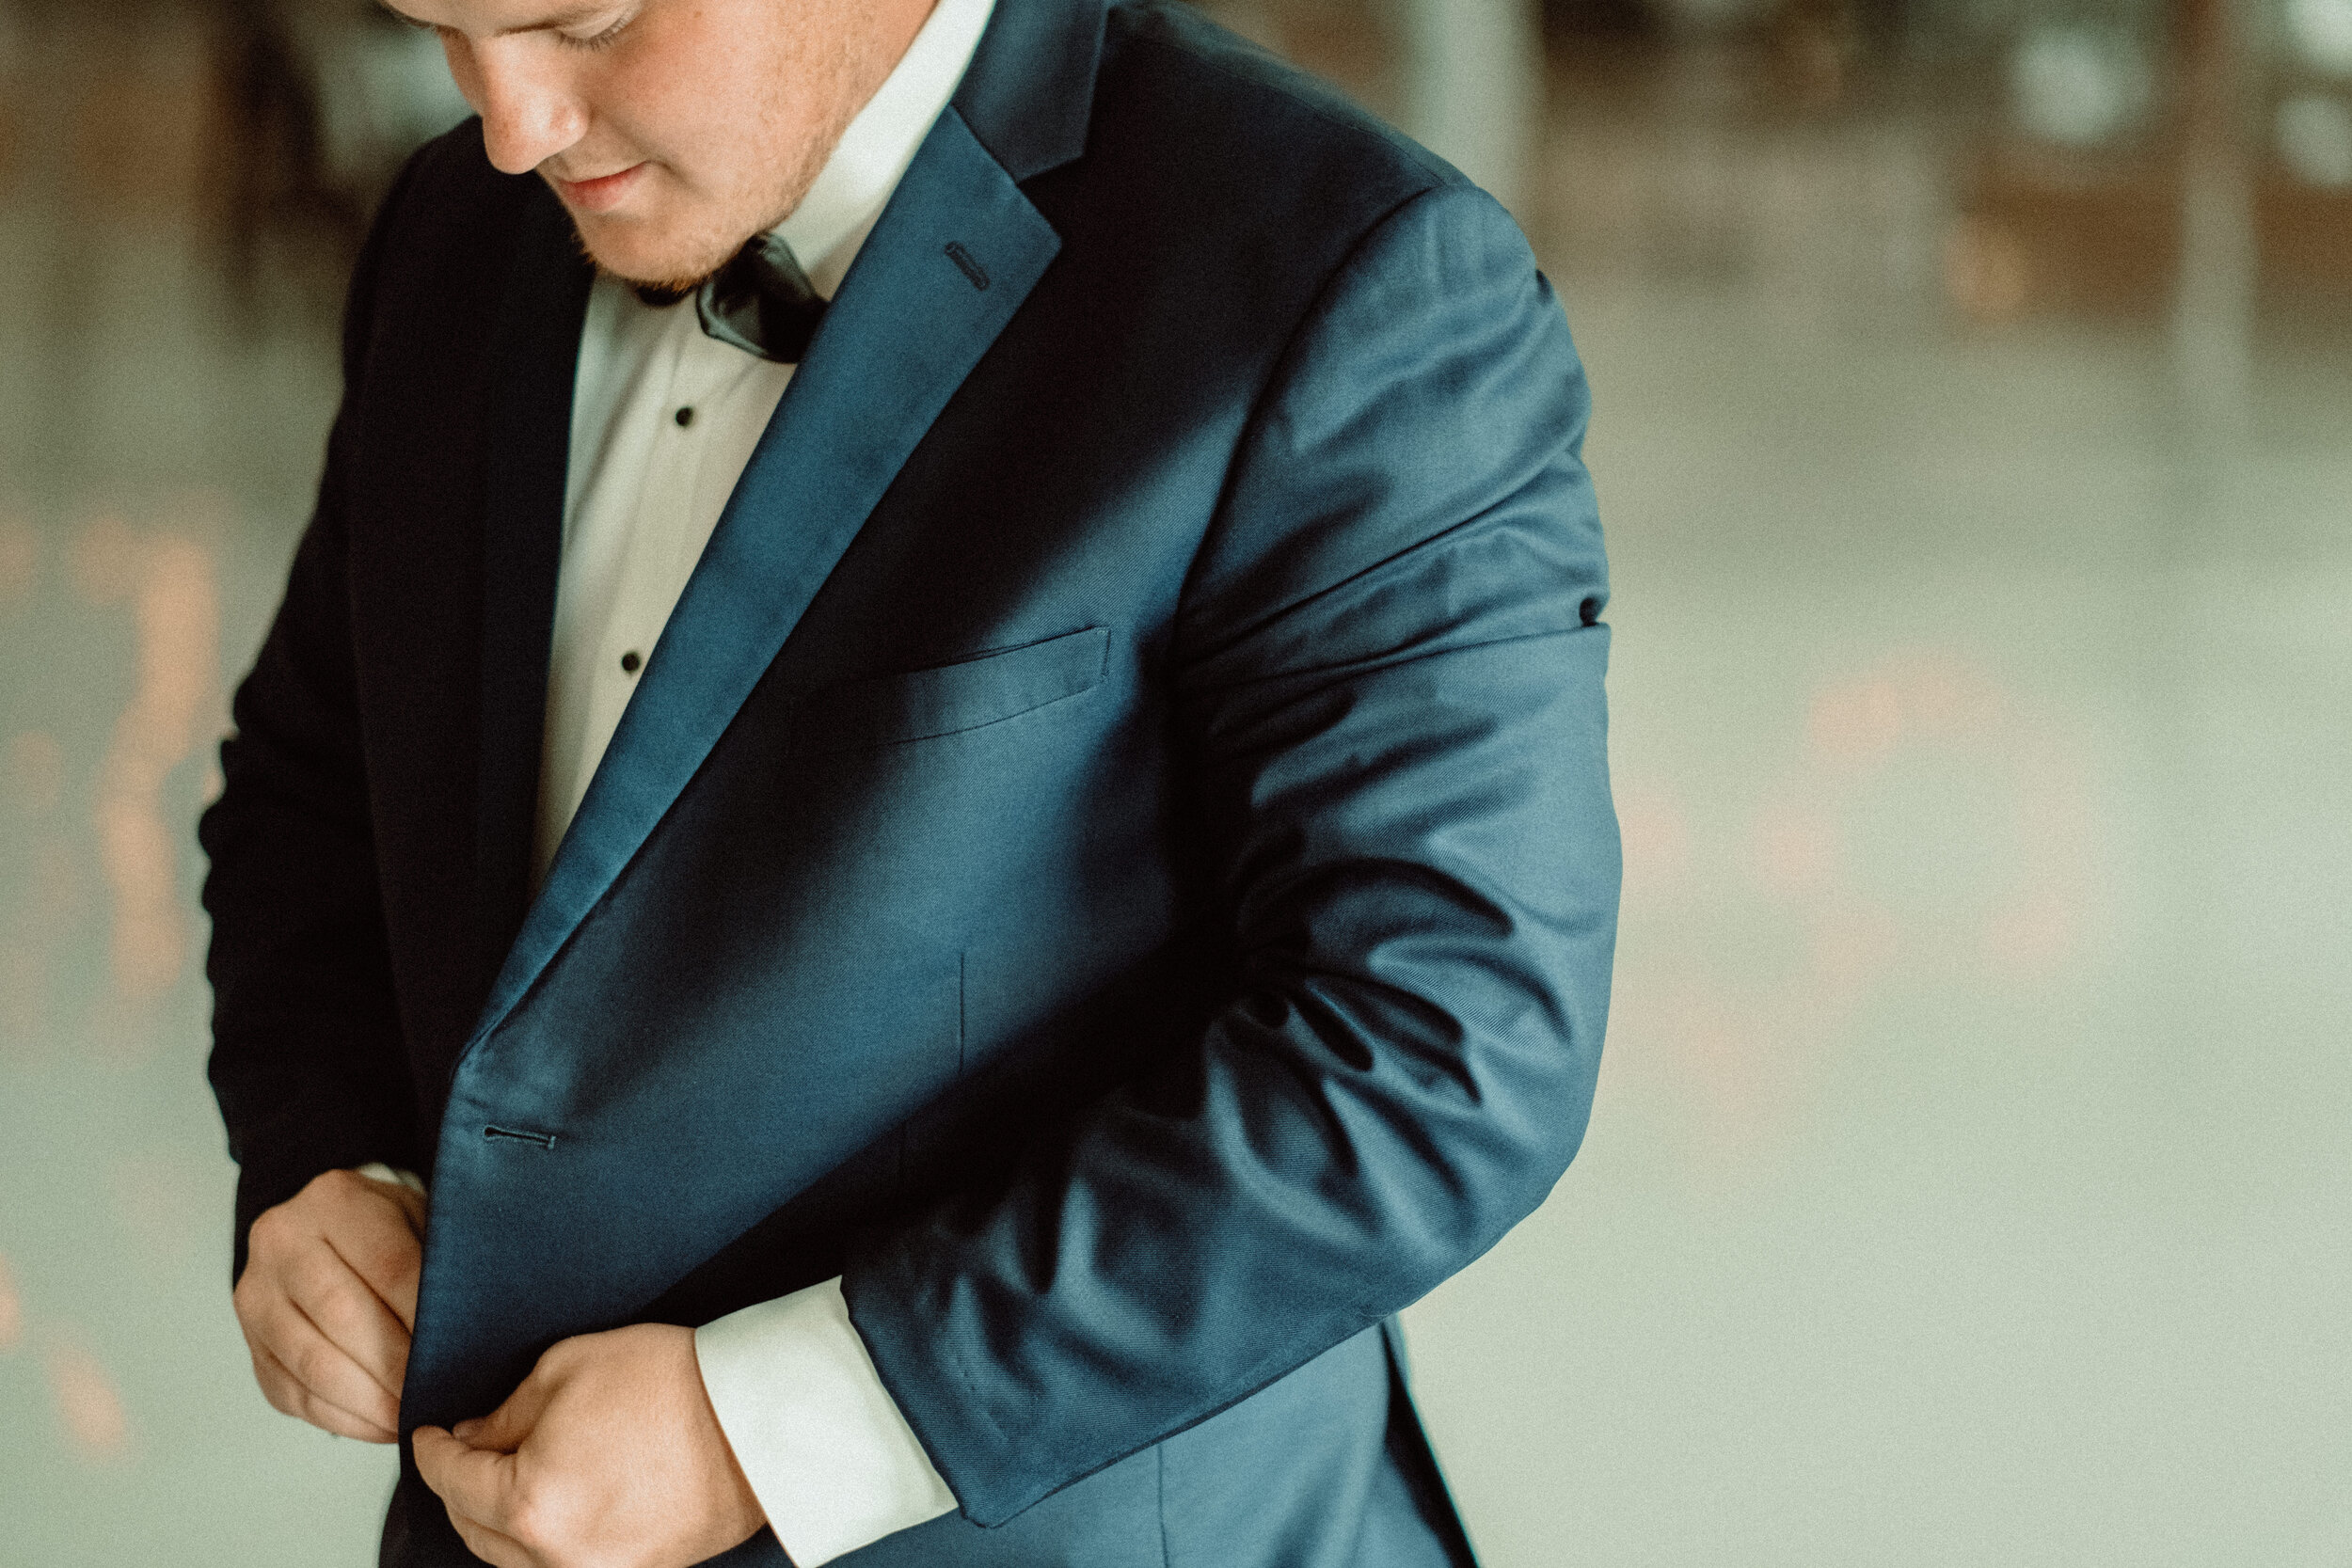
[646,233,826,364]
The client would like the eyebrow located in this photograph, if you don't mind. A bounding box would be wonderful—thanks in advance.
[373,0,621,36]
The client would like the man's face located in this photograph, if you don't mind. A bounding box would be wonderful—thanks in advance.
[384,0,933,287]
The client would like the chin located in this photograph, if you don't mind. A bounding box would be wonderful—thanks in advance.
[570,207,745,293]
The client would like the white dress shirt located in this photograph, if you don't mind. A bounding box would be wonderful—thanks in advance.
[385,1,997,1561]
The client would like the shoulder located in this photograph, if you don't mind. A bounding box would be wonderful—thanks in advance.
[1056,1,1478,259]
[366,118,544,285]
[334,118,568,388]
[1097,1,1455,185]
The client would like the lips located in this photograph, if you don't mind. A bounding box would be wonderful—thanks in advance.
[552,163,644,214]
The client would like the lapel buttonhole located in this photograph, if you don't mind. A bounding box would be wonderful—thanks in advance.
[944,242,992,291]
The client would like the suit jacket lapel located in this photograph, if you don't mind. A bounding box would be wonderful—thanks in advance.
[952,0,1104,180]
[464,105,1063,1052]
[473,189,592,1000]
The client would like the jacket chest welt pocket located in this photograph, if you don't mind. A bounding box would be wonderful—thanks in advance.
[782,626,1111,759]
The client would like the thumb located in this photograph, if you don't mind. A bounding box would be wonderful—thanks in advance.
[452,1366,555,1453]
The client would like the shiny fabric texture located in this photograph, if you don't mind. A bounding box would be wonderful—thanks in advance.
[696,232,828,363]
[197,0,1618,1562]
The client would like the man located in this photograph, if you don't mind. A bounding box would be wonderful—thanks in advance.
[199,0,1619,1562]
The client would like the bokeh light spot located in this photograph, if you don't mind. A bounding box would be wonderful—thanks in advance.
[2287,0,2352,74]
[1805,673,1904,768]
[1945,218,2033,324]
[47,1341,132,1460]
[0,1251,24,1354]
[1615,781,1693,903]
[2277,92,2352,189]
[67,514,142,605]
[90,530,221,1003]
[1981,883,2083,980]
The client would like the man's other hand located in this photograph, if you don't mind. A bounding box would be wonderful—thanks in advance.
[412,1323,766,1568]
[233,1166,426,1442]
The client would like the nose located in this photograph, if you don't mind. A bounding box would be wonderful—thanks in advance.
[443,35,587,176]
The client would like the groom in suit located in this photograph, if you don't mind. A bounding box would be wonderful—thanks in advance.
[199,0,1620,1562]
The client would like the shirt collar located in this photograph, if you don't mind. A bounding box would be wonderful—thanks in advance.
[775,0,999,298]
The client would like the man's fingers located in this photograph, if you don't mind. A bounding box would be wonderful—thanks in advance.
[366,1173,430,1236]
[249,1340,398,1442]
[235,1172,429,1442]
[453,1365,556,1454]
[333,1181,426,1333]
[413,1426,529,1535]
[415,1430,536,1567]
[249,1331,398,1440]
[286,1244,412,1400]
[248,1290,403,1434]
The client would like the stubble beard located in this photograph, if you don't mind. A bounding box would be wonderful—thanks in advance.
[568,24,877,295]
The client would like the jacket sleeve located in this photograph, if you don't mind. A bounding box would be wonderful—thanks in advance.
[844,180,1620,1526]
[199,156,427,1283]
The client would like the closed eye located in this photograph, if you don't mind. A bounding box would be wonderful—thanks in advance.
[371,0,638,45]
[557,8,637,50]
[374,0,440,30]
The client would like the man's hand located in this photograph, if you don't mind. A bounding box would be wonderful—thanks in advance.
[234,1166,426,1442]
[412,1323,766,1568]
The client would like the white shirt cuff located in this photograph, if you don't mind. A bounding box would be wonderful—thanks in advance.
[694,1276,958,1565]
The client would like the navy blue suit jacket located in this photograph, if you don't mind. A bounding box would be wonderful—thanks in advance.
[199,1,1620,1561]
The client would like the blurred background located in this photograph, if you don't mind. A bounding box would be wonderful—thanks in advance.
[1,0,2347,1561]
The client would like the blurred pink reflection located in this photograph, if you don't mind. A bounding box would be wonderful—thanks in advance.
[0,1250,24,1354]
[68,514,144,605]
[1982,884,2085,980]
[76,515,223,1002]
[1804,653,2007,772]
[1614,646,2102,1173]
[1614,779,1692,904]
[47,1341,132,1459]
[2,836,86,1056]
[1804,673,1904,768]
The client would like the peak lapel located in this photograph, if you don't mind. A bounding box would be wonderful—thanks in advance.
[954,0,1104,180]
[461,106,1061,1054]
